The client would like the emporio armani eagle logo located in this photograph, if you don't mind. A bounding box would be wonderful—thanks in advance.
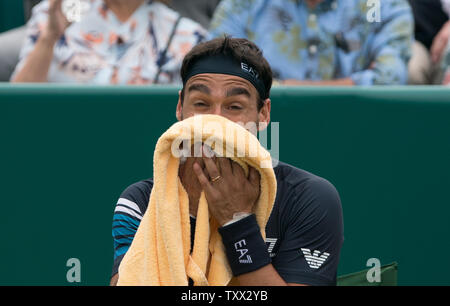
[300,248,330,269]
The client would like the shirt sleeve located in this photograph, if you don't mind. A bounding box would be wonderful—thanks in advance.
[271,177,344,286]
[111,181,151,277]
[351,0,414,85]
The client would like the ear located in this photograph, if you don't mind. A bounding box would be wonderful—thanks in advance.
[176,90,182,121]
[258,98,271,131]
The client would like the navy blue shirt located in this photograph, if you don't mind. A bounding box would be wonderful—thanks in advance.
[112,161,344,285]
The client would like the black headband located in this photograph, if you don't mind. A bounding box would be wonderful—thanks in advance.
[182,53,268,100]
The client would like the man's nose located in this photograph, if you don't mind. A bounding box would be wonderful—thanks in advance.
[209,105,222,116]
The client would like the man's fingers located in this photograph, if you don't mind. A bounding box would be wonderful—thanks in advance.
[193,157,205,171]
[202,146,221,180]
[217,157,233,177]
[248,167,260,188]
[231,160,245,177]
[193,162,213,192]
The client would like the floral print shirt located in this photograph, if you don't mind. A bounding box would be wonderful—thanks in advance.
[209,0,414,85]
[13,0,207,84]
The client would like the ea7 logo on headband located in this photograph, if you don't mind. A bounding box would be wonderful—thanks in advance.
[241,62,260,80]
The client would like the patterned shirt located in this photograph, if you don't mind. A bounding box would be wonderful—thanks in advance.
[441,46,450,85]
[13,0,207,84]
[209,0,414,85]
[440,0,450,85]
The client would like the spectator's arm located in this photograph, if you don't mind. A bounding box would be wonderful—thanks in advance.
[11,0,69,83]
[351,0,414,85]
[431,21,450,64]
[11,34,58,82]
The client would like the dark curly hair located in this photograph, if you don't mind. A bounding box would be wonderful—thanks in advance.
[180,36,273,110]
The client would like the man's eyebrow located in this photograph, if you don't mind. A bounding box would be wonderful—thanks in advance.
[187,83,211,95]
[226,87,251,98]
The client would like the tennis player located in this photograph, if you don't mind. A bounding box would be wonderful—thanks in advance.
[111,36,344,286]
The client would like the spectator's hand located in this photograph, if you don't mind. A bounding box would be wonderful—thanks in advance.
[431,20,450,64]
[43,0,70,42]
[193,145,260,226]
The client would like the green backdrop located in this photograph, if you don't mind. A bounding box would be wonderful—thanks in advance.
[0,0,25,33]
[1,84,449,285]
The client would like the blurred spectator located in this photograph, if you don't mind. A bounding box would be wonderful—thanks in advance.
[0,0,40,81]
[0,0,220,82]
[439,0,450,84]
[408,0,449,84]
[209,0,414,86]
[0,27,26,81]
[24,0,43,20]
[171,0,221,29]
[10,0,206,84]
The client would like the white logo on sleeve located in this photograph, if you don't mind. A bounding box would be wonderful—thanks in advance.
[235,239,252,264]
[266,238,278,258]
[301,248,330,269]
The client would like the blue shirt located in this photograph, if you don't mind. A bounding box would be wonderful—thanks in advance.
[208,0,414,85]
[112,161,344,285]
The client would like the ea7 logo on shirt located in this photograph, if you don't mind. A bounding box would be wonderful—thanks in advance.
[234,239,252,264]
[301,248,330,269]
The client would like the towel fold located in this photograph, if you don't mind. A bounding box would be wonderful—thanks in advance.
[117,114,277,286]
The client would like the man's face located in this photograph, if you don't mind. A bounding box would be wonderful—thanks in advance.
[176,73,271,133]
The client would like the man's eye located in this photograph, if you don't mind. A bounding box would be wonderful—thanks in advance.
[194,101,208,107]
[229,104,243,110]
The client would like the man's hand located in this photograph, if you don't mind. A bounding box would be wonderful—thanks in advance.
[431,21,450,64]
[192,145,260,226]
[43,0,71,43]
[179,155,206,217]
